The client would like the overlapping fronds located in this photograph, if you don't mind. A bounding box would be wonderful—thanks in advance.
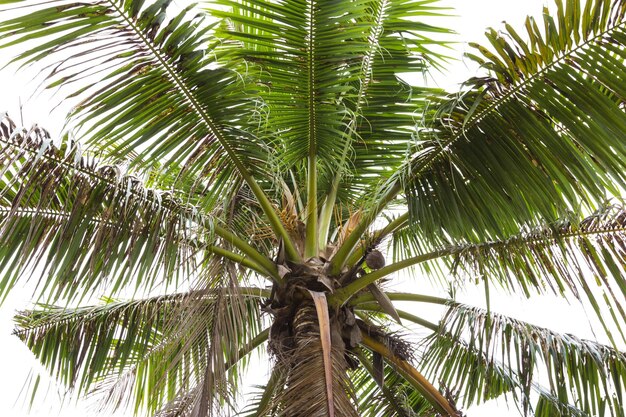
[210,0,449,206]
[420,334,520,410]
[420,331,607,416]
[2,0,626,416]
[14,286,265,416]
[401,0,626,243]
[0,0,270,212]
[383,204,626,349]
[429,303,626,417]
[0,115,217,302]
[452,203,626,338]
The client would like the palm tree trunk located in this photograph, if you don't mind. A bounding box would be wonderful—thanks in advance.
[272,300,360,417]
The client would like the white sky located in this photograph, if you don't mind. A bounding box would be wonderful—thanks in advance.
[1,1,616,417]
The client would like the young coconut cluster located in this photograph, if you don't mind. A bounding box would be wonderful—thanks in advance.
[266,246,391,360]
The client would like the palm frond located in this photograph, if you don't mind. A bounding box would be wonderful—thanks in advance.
[452,203,626,339]
[0,115,219,301]
[420,333,520,410]
[0,0,299,257]
[14,286,266,416]
[400,0,626,243]
[420,331,600,416]
[429,302,626,417]
[375,204,626,341]
[1,1,235,192]
[210,0,449,213]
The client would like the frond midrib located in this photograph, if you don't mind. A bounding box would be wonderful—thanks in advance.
[318,0,390,247]
[106,1,241,169]
[0,205,273,275]
[403,219,626,268]
[333,212,626,304]
[462,223,626,252]
[305,0,318,257]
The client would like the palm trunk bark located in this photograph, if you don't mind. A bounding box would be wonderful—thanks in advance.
[272,300,359,417]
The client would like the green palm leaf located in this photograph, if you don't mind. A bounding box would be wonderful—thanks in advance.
[330,0,626,272]
[0,114,283,302]
[0,0,299,257]
[0,115,211,301]
[427,302,626,417]
[14,287,266,415]
[420,332,603,416]
[210,0,449,255]
[419,333,520,409]
[211,0,445,179]
[403,0,626,242]
[386,204,626,343]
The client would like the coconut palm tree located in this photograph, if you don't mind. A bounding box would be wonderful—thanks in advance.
[1,0,626,415]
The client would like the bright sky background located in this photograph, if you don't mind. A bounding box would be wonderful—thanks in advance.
[0,1,616,417]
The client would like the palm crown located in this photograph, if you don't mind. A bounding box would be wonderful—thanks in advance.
[1,0,625,416]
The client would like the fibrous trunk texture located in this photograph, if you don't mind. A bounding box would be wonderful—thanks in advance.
[266,255,362,417]
[276,302,360,417]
